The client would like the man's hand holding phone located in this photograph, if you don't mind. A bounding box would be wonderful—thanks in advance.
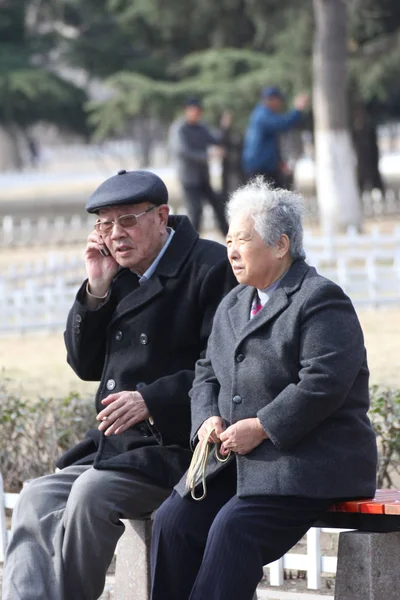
[84,231,119,305]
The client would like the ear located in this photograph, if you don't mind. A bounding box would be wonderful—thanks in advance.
[276,234,290,258]
[157,204,170,229]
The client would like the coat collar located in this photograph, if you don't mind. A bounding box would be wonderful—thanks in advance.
[228,259,311,341]
[110,215,199,323]
[154,215,199,278]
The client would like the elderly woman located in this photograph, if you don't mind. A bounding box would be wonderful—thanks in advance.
[150,177,377,600]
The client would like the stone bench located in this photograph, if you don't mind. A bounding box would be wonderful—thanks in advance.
[114,489,400,600]
[316,489,400,599]
[114,519,153,600]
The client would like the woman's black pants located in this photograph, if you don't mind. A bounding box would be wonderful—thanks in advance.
[150,464,332,600]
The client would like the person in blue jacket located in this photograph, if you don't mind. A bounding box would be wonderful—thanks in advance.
[242,86,309,187]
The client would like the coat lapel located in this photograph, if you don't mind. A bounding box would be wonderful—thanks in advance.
[241,287,289,340]
[228,285,254,338]
[111,275,164,324]
[110,215,199,324]
[228,259,311,343]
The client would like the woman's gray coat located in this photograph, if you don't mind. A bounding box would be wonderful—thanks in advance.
[178,259,377,499]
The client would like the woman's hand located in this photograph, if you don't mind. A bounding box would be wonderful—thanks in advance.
[96,391,150,436]
[219,418,268,455]
[197,416,226,445]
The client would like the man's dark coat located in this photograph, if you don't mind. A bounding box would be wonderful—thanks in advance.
[57,215,236,489]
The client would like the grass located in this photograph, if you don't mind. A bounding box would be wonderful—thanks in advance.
[0,332,98,398]
[0,306,399,399]
[2,216,400,399]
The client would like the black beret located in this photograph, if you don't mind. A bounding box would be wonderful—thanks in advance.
[85,169,169,213]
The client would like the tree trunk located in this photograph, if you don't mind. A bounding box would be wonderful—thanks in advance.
[0,125,24,172]
[133,117,157,168]
[312,0,362,233]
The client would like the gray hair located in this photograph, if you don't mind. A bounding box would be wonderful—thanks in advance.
[226,176,306,260]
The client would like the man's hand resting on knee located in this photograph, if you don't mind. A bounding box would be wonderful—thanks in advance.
[97,391,150,436]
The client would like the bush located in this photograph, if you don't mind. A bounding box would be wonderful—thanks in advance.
[0,376,96,492]
[1,378,400,492]
[369,385,400,488]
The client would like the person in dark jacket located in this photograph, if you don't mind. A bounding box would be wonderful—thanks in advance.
[242,86,309,187]
[352,104,385,197]
[170,96,229,235]
[150,177,378,600]
[3,170,236,600]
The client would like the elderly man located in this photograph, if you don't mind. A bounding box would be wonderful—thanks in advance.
[3,169,236,600]
[150,177,377,600]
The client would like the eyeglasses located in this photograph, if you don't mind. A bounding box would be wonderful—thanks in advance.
[94,206,156,235]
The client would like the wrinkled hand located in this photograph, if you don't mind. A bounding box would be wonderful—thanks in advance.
[219,418,268,455]
[97,391,150,436]
[85,230,119,297]
[197,416,226,445]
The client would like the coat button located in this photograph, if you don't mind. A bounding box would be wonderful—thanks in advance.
[232,395,242,404]
[136,382,146,390]
[140,333,148,345]
[115,330,123,341]
[106,379,116,391]
[236,353,244,362]
[139,425,149,437]
[75,314,82,323]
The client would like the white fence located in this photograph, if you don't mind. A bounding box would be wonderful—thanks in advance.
[0,280,76,334]
[0,475,18,563]
[0,476,345,589]
[2,226,400,333]
[266,526,347,590]
[3,187,400,248]
[0,214,95,247]
[2,251,85,286]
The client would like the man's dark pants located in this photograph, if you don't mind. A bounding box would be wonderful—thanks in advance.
[150,462,332,600]
[183,181,228,235]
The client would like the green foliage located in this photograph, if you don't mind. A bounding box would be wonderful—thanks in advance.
[85,0,400,139]
[88,73,178,139]
[0,377,96,492]
[369,385,400,488]
[0,0,88,135]
[2,0,400,151]
[1,376,400,494]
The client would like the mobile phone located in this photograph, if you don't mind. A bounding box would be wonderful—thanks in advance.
[99,245,111,257]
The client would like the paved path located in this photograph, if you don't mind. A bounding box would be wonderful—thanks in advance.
[0,570,335,599]
[258,590,333,600]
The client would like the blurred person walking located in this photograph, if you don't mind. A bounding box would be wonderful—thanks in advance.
[242,86,309,187]
[220,110,245,200]
[170,96,229,235]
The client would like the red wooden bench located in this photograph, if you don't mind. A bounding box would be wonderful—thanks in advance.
[315,489,400,600]
[316,488,400,532]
